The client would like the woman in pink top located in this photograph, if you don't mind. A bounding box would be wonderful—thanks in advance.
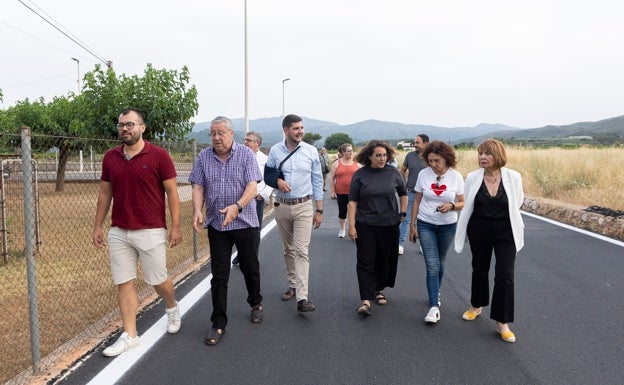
[329,143,361,238]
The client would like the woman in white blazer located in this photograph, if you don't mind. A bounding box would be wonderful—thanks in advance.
[454,139,524,343]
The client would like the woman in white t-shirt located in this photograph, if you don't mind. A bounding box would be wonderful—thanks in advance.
[409,141,465,324]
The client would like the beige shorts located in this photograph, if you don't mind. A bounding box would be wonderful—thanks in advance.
[108,227,168,285]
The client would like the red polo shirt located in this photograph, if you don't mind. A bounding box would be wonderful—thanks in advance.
[101,141,177,229]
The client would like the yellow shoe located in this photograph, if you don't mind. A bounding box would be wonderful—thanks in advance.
[496,326,516,343]
[462,308,482,321]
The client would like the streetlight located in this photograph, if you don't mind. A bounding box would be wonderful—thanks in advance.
[244,0,249,133]
[70,57,80,93]
[282,78,290,117]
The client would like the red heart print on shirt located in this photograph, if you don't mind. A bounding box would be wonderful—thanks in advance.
[431,183,447,196]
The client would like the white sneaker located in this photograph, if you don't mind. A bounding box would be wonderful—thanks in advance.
[425,307,440,324]
[338,229,346,238]
[103,332,140,357]
[398,245,404,255]
[166,301,181,334]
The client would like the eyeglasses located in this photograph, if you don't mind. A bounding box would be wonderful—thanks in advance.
[116,121,143,129]
[435,175,442,189]
[374,153,388,158]
[244,138,258,142]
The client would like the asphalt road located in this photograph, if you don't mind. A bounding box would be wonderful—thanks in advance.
[57,193,624,385]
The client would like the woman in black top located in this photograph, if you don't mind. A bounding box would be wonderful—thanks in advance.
[348,140,408,316]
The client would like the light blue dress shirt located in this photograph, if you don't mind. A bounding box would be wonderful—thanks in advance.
[266,140,324,201]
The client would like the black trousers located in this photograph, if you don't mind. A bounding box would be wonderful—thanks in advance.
[207,226,262,330]
[355,221,399,301]
[256,198,265,248]
[467,215,516,323]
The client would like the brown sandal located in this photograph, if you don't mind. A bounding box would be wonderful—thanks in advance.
[375,292,388,305]
[356,303,371,317]
[205,328,224,346]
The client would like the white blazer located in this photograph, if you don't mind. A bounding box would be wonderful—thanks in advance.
[454,167,525,253]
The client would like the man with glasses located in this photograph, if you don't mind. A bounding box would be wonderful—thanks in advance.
[189,116,263,346]
[398,134,430,255]
[231,131,273,266]
[267,114,324,313]
[93,108,182,357]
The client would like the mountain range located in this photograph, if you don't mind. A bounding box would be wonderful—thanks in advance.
[188,115,624,147]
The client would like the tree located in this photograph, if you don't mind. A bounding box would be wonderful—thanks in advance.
[302,132,322,146]
[80,63,199,140]
[4,64,199,192]
[324,133,354,151]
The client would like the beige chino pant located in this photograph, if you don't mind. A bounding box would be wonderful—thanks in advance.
[274,199,314,301]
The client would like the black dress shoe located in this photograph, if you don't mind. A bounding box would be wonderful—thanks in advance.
[281,288,295,301]
[297,299,316,312]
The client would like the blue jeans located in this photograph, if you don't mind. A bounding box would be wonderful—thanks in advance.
[416,219,457,307]
[398,191,415,246]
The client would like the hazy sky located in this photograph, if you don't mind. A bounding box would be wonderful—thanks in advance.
[2,0,624,128]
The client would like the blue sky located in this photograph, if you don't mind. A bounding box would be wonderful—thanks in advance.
[2,0,624,128]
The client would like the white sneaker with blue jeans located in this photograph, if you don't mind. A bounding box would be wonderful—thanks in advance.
[425,307,440,324]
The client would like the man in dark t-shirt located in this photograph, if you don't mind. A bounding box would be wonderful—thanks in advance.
[398,134,429,254]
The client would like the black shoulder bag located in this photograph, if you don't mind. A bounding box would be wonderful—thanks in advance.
[264,146,301,188]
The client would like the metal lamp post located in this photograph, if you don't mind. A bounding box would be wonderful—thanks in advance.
[282,78,290,117]
[71,57,80,93]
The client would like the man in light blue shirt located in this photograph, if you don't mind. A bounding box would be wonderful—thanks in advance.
[266,114,324,313]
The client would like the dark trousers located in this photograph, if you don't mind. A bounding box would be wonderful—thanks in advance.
[336,194,348,219]
[467,215,516,323]
[355,221,399,301]
[207,226,262,330]
[256,197,265,248]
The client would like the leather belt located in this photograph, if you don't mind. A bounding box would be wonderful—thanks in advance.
[276,196,311,205]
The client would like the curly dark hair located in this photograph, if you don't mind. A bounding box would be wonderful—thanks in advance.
[354,140,396,167]
[421,140,457,168]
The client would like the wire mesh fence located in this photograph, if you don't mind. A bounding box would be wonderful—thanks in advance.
[0,129,210,385]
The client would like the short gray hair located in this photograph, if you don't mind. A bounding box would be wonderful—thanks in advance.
[246,130,263,145]
[211,116,234,131]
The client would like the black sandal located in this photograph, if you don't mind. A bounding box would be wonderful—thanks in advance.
[356,303,371,317]
[205,328,224,346]
[375,292,388,305]
[250,305,263,323]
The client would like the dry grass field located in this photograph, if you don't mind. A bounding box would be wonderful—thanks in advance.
[396,146,624,211]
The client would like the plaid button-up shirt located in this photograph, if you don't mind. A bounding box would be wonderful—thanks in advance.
[189,142,262,231]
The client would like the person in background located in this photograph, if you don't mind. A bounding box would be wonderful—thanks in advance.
[398,134,429,255]
[232,130,273,266]
[93,108,181,357]
[267,114,324,313]
[329,143,361,238]
[348,140,408,317]
[319,147,330,191]
[189,116,263,346]
[454,139,524,343]
[409,140,464,324]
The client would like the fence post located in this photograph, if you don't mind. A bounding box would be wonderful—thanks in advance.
[192,140,198,261]
[21,126,41,374]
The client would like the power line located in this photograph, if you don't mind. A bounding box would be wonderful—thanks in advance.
[0,19,79,58]
[17,0,109,66]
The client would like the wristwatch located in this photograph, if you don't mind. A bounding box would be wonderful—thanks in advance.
[236,202,243,213]
[400,211,407,217]
[316,209,324,214]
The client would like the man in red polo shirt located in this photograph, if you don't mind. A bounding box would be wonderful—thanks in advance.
[93,108,182,357]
